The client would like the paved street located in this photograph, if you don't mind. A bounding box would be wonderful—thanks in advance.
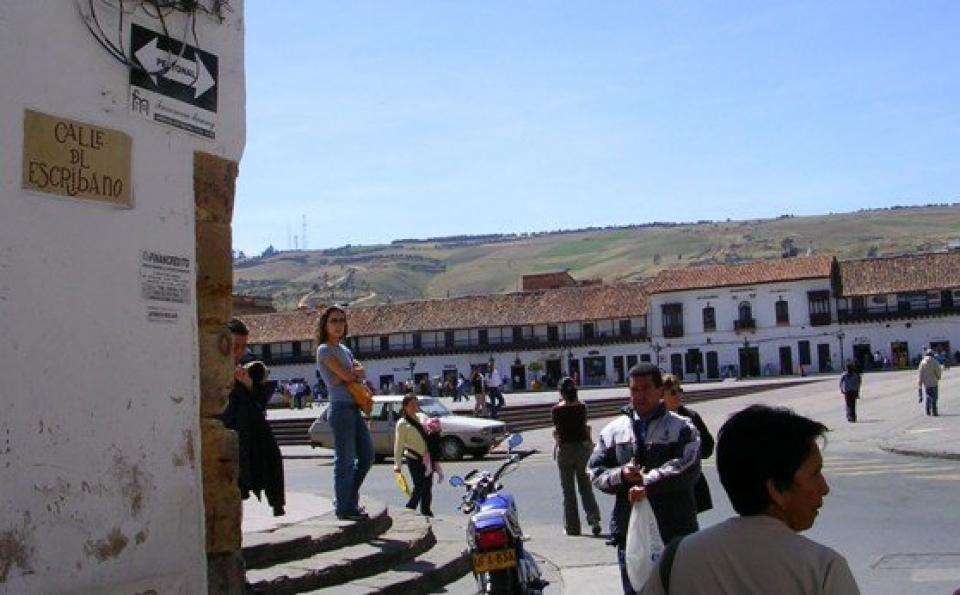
[272,369,960,594]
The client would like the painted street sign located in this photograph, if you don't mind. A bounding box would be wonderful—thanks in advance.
[129,23,218,139]
[22,110,132,207]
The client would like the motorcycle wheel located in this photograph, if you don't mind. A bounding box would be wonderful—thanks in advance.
[478,569,517,594]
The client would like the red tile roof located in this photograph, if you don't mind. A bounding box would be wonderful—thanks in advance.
[521,271,577,291]
[646,255,835,294]
[837,251,960,297]
[240,283,648,344]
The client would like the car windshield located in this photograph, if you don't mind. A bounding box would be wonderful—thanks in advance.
[417,397,451,417]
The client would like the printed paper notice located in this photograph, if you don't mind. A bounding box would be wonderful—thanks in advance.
[140,250,191,322]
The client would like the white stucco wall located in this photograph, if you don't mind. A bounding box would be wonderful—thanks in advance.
[647,279,960,379]
[0,2,244,593]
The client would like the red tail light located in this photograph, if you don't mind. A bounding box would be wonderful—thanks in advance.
[476,528,510,551]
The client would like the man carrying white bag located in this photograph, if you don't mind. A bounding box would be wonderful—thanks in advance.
[589,363,702,594]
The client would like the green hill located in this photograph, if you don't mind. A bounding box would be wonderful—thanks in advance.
[233,205,960,310]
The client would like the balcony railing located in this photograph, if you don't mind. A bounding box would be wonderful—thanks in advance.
[838,303,960,324]
[337,332,648,362]
[733,318,756,332]
[662,324,684,338]
[809,312,832,326]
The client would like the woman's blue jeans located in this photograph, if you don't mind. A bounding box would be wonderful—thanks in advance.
[328,401,374,515]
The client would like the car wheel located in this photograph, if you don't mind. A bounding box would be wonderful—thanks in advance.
[441,436,465,461]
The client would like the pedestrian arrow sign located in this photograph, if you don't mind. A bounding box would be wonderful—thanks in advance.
[129,23,219,138]
[135,36,216,100]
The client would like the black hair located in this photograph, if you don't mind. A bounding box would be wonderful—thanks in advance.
[846,363,857,374]
[401,393,418,409]
[228,317,249,336]
[558,376,578,403]
[627,362,662,388]
[717,404,828,516]
[244,361,268,384]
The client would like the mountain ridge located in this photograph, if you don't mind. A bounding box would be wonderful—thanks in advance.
[233,204,960,310]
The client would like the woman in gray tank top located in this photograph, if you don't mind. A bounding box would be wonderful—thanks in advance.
[315,306,373,521]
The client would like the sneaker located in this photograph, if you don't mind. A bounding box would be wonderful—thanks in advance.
[336,510,368,521]
[273,506,286,517]
[591,522,602,537]
[564,529,580,536]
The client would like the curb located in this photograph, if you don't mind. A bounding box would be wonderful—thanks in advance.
[878,443,960,461]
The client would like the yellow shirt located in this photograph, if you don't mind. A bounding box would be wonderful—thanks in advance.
[394,413,428,464]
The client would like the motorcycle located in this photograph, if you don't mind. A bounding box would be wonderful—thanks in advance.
[449,434,548,594]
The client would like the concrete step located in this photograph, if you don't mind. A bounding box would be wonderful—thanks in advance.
[247,507,436,594]
[301,540,471,595]
[243,500,391,570]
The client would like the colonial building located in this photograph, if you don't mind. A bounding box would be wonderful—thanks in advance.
[241,283,650,391]
[834,251,960,369]
[644,255,840,379]
[241,252,960,390]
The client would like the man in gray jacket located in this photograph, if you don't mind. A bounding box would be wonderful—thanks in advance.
[588,363,701,594]
[918,348,943,416]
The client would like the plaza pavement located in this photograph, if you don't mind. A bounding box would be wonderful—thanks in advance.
[246,370,959,593]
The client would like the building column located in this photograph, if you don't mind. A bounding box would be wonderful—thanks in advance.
[194,152,243,593]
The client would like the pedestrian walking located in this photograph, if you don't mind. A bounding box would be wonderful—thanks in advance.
[393,394,440,517]
[551,377,602,536]
[589,363,701,595]
[471,369,487,416]
[486,362,505,418]
[918,348,943,416]
[315,306,373,521]
[661,374,714,513]
[218,319,286,517]
[838,363,861,422]
[455,373,466,402]
[640,405,860,594]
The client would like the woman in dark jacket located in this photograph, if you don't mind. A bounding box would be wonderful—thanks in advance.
[551,377,602,536]
[662,374,714,513]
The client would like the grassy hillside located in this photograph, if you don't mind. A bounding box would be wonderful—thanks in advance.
[233,205,960,309]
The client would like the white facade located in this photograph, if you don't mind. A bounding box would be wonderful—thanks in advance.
[1,3,244,593]
[647,277,960,380]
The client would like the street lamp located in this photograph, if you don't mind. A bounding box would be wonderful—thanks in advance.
[837,331,846,369]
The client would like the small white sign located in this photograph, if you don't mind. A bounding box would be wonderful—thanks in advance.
[140,250,191,323]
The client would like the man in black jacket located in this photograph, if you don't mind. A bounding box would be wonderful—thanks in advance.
[588,363,701,594]
[219,318,285,516]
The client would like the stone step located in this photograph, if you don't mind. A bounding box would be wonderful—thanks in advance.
[243,500,391,570]
[247,508,436,594]
[301,539,471,595]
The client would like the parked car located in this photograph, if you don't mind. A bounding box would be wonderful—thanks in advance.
[307,396,508,461]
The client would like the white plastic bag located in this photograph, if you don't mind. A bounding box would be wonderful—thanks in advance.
[625,498,665,591]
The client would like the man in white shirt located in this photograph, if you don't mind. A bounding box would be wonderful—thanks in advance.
[485,363,505,418]
[641,404,859,595]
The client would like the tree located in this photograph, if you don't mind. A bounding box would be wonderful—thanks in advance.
[781,237,798,258]
[260,245,277,258]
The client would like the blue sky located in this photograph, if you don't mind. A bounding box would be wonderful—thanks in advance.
[234,1,959,256]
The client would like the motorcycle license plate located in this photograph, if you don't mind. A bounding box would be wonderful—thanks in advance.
[473,549,517,572]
